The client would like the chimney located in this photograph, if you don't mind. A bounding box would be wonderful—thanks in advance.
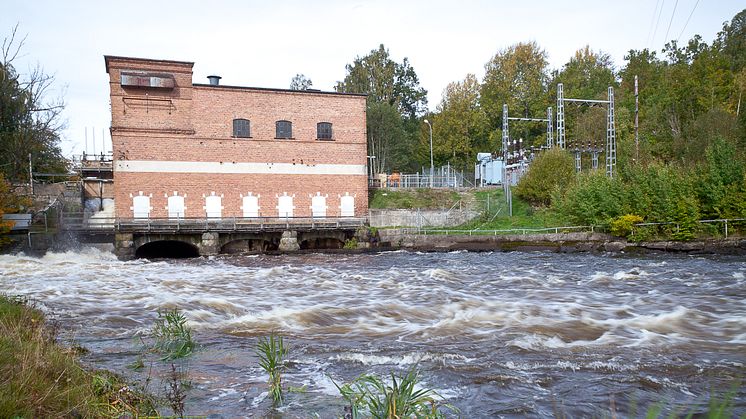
[207,75,222,86]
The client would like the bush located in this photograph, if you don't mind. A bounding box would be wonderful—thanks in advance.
[551,171,625,225]
[610,214,644,238]
[515,148,575,207]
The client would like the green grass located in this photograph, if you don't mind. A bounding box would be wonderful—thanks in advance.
[455,188,565,231]
[369,189,461,210]
[0,294,156,418]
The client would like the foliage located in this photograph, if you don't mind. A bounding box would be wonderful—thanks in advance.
[289,73,313,90]
[343,237,359,249]
[336,44,427,119]
[429,74,490,171]
[515,148,575,206]
[698,137,746,219]
[150,307,195,360]
[336,45,428,173]
[553,45,616,101]
[366,101,407,173]
[0,294,156,417]
[551,171,625,226]
[0,173,23,243]
[481,41,550,149]
[1,25,68,182]
[256,333,287,406]
[334,367,458,419]
[609,214,644,238]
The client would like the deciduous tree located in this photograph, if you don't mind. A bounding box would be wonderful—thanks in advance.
[0,25,67,182]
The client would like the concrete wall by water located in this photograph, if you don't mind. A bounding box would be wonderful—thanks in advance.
[369,209,480,228]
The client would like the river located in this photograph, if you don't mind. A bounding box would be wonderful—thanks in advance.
[1,248,744,417]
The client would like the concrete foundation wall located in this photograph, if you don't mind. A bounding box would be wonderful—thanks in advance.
[369,209,480,228]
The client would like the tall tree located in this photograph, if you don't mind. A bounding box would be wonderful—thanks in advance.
[289,73,313,90]
[335,44,427,119]
[552,45,616,100]
[481,41,550,149]
[336,44,428,172]
[429,74,489,172]
[0,25,67,182]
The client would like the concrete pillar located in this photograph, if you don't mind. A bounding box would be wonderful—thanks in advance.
[199,232,220,256]
[278,230,300,252]
[114,233,135,260]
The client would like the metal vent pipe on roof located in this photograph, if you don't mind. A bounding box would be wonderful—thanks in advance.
[207,75,222,86]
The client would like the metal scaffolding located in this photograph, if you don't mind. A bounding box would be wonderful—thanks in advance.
[555,83,617,178]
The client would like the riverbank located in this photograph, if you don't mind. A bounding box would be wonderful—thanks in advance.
[0,294,156,418]
[378,229,746,255]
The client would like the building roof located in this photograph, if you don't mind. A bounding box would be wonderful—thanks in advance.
[192,83,367,97]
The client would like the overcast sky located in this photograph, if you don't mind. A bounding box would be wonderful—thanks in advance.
[2,0,743,157]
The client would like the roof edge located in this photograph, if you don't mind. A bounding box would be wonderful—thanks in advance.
[192,83,367,97]
[105,55,194,73]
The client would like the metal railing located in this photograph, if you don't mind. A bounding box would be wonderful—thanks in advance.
[59,214,367,233]
[632,218,746,239]
[393,217,746,238]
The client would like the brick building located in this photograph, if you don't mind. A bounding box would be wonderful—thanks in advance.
[104,56,368,220]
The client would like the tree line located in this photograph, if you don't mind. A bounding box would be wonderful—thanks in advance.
[330,9,745,179]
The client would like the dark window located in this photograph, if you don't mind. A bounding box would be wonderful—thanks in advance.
[276,120,292,139]
[233,119,250,138]
[317,122,333,140]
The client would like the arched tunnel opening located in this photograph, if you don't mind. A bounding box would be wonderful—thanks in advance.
[300,237,345,250]
[135,240,200,259]
[221,239,277,254]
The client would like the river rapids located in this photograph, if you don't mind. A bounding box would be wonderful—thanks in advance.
[1,248,744,417]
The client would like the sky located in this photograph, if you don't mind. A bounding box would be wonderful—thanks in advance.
[2,0,743,157]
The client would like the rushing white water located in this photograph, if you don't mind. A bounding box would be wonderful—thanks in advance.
[1,248,744,417]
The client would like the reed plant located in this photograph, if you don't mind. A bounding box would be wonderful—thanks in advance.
[256,333,288,405]
[334,366,458,419]
[151,307,195,360]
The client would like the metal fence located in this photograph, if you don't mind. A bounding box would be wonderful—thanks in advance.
[59,214,367,233]
[397,218,746,238]
[370,165,471,189]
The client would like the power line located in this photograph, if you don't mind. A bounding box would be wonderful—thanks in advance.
[676,0,700,42]
[647,0,662,48]
[663,0,680,44]
[651,0,666,48]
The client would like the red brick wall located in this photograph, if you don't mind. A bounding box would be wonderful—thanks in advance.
[106,56,368,219]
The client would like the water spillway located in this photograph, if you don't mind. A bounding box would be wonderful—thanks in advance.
[1,249,744,417]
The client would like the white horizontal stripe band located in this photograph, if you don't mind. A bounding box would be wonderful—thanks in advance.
[115,160,366,175]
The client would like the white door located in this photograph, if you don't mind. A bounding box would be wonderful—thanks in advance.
[278,195,294,218]
[340,194,355,217]
[205,195,222,218]
[132,195,150,218]
[242,195,260,218]
[311,194,327,218]
[168,195,185,218]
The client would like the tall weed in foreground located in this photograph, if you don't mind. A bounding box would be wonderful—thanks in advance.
[151,307,195,360]
[334,367,458,418]
[256,333,288,405]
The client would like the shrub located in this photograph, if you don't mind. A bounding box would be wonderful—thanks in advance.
[515,148,575,207]
[610,214,644,238]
